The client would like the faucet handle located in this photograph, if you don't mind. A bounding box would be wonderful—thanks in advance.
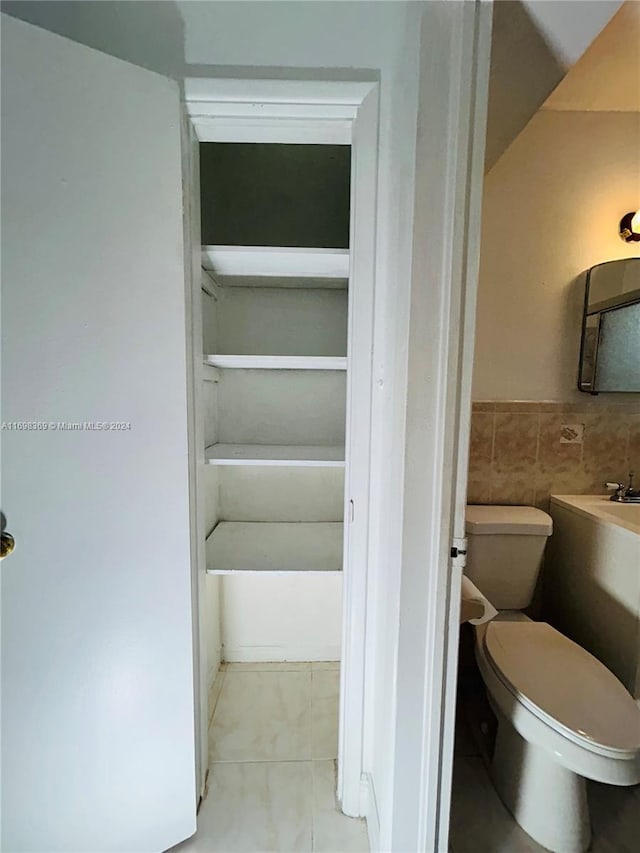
[625,471,639,499]
[605,482,626,501]
[605,481,630,501]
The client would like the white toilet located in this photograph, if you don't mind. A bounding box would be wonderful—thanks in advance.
[465,505,640,853]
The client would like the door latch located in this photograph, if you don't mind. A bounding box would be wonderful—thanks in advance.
[450,536,468,565]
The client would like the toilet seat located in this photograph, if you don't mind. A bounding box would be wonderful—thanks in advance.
[484,621,640,757]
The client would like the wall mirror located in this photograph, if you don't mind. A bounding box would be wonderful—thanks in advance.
[578,258,640,394]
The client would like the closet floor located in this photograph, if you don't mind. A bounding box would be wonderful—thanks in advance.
[172,662,369,853]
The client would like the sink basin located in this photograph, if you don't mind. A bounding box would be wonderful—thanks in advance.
[549,494,640,536]
[602,502,640,524]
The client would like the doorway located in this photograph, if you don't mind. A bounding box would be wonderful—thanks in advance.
[200,140,349,824]
[183,79,379,825]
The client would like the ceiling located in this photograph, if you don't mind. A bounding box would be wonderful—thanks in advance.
[543,1,640,112]
[520,0,624,68]
[485,0,624,170]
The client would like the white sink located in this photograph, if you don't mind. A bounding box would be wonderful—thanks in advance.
[550,494,640,536]
[547,494,640,700]
[601,501,640,526]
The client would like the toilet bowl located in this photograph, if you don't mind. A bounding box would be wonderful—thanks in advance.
[465,505,640,853]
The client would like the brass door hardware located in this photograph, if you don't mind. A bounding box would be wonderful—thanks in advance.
[1,531,15,560]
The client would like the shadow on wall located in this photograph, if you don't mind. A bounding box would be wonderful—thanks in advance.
[0,2,383,87]
[562,272,592,389]
[486,0,566,172]
[0,0,186,80]
[543,513,640,695]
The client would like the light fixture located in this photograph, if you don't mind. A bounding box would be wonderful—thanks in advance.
[619,210,640,242]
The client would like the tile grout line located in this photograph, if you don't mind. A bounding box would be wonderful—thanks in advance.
[224,664,311,668]
[311,756,317,853]
[310,669,315,764]
[209,758,314,765]
[625,421,631,475]
[208,666,226,726]
[528,411,538,505]
[208,666,339,762]
[489,410,496,500]
[200,665,357,853]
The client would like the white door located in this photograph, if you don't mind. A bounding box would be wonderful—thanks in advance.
[1,15,196,852]
[388,2,492,851]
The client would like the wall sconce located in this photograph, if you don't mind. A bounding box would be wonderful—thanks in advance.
[619,210,640,243]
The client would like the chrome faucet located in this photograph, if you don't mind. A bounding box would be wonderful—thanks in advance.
[605,471,640,502]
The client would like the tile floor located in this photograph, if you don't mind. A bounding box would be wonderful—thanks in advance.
[451,709,640,853]
[172,661,369,853]
[173,667,639,853]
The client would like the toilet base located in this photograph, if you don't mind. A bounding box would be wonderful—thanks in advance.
[491,714,591,853]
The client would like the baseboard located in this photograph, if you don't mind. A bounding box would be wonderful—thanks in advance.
[222,643,341,662]
[362,773,381,853]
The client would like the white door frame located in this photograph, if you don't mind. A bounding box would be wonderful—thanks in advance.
[183,78,379,817]
[389,3,493,852]
[433,5,493,849]
[180,109,209,807]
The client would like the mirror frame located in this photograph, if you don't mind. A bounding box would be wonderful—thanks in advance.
[578,258,640,394]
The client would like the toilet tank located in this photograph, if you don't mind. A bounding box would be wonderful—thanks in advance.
[465,506,553,610]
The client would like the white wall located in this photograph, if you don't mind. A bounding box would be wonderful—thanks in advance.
[0,0,186,77]
[203,456,221,694]
[178,4,423,845]
[0,2,437,845]
[474,108,640,402]
[220,574,343,662]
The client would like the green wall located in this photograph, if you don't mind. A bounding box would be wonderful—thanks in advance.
[200,143,351,249]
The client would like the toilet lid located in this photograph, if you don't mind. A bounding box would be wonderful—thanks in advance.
[484,621,640,753]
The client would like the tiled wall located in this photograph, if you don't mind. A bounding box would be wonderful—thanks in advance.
[468,401,640,511]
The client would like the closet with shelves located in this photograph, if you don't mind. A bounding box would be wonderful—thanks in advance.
[199,142,350,661]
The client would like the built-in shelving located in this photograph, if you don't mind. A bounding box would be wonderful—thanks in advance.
[205,355,347,371]
[198,153,350,659]
[205,443,345,467]
[206,521,343,574]
[202,245,349,288]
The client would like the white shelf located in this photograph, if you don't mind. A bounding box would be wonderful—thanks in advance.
[206,444,345,467]
[206,521,343,574]
[202,246,349,287]
[205,355,347,370]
